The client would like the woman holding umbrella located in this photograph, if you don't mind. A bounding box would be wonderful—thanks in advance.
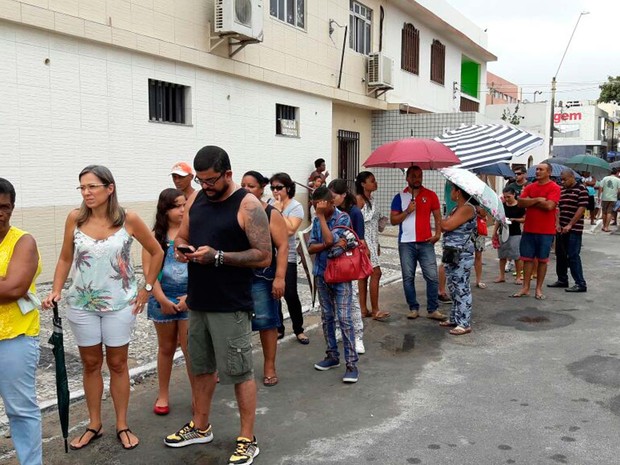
[43,165,164,451]
[439,183,477,335]
[0,178,43,465]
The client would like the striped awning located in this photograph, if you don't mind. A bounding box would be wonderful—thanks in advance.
[435,124,544,170]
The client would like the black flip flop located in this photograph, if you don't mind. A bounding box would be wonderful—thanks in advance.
[296,334,310,345]
[69,425,103,450]
[117,428,139,450]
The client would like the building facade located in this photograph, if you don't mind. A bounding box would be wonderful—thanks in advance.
[0,0,495,279]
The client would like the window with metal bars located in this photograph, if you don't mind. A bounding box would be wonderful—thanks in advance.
[401,23,419,75]
[276,103,299,136]
[430,39,445,85]
[148,79,188,124]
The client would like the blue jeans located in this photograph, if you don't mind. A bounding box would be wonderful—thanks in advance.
[0,335,42,465]
[398,242,439,312]
[315,276,358,368]
[555,232,586,288]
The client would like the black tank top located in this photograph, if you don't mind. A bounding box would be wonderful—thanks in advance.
[187,188,253,312]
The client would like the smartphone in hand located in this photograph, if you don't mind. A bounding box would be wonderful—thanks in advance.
[177,245,195,254]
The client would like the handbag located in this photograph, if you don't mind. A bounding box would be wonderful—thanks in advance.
[324,226,373,284]
[441,246,461,265]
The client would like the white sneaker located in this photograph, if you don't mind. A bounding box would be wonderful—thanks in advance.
[355,338,365,354]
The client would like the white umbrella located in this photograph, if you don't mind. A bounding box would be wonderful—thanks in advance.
[435,124,543,170]
[439,167,507,224]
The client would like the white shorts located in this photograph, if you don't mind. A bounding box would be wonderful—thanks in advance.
[67,305,136,347]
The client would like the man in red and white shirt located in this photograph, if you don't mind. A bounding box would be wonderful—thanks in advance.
[514,162,561,300]
[390,166,446,320]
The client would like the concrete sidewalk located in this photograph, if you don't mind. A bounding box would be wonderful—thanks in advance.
[2,231,619,464]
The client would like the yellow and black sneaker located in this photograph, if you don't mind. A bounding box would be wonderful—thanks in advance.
[164,421,213,448]
[228,436,259,464]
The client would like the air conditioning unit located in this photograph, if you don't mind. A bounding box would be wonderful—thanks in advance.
[367,52,394,88]
[214,0,264,41]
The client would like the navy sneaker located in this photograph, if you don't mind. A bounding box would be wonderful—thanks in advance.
[314,357,340,371]
[342,367,359,383]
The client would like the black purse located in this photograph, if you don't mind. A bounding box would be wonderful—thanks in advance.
[441,246,461,265]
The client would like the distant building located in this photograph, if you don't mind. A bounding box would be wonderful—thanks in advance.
[486,72,521,105]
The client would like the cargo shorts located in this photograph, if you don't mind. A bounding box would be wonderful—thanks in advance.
[188,310,254,385]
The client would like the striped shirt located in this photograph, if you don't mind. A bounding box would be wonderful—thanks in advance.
[558,183,589,233]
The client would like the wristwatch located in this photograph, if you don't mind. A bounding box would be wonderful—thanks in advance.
[144,283,153,292]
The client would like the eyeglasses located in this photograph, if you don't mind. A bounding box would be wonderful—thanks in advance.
[270,185,285,191]
[76,184,107,192]
[515,172,525,176]
[194,173,224,186]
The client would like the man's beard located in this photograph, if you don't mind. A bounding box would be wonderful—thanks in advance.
[203,181,229,201]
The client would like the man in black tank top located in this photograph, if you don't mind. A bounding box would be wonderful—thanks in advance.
[164,146,271,465]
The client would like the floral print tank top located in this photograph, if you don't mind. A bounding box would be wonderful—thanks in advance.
[66,227,137,312]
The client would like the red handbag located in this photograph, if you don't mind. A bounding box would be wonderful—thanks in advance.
[324,226,374,284]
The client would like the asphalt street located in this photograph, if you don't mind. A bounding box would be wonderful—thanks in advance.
[2,232,619,465]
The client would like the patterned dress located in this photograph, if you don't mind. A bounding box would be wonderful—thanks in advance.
[66,227,137,312]
[361,199,381,268]
[443,206,476,328]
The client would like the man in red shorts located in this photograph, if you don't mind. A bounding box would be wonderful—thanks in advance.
[512,162,561,300]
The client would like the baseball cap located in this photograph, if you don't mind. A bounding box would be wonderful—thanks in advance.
[170,162,193,177]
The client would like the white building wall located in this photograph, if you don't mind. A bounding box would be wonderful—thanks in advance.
[381,5,488,113]
[1,21,332,210]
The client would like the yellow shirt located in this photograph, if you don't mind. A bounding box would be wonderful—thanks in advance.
[0,226,41,340]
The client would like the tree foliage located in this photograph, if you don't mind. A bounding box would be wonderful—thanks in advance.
[598,76,620,103]
[501,104,523,125]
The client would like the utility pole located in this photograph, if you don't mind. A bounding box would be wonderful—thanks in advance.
[548,11,589,157]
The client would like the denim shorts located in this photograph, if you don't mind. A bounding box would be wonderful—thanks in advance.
[147,282,189,323]
[251,278,281,331]
[188,310,254,385]
[519,232,554,263]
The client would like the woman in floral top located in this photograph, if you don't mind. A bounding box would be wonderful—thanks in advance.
[43,165,163,451]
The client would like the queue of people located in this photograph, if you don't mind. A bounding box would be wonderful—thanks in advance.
[1,154,599,465]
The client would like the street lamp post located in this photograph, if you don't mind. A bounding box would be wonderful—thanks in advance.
[548,11,589,157]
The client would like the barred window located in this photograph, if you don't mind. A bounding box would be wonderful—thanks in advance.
[276,104,299,137]
[148,79,188,124]
[401,23,419,75]
[430,39,445,85]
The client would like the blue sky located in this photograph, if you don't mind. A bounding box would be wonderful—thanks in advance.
[446,0,620,102]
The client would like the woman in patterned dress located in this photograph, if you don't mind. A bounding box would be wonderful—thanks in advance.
[439,183,477,335]
[43,165,163,450]
[355,172,390,321]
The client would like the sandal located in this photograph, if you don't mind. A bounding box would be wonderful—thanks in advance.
[263,375,279,387]
[493,278,506,283]
[69,425,103,450]
[361,311,373,318]
[296,334,310,345]
[439,321,457,328]
[511,292,529,298]
[117,428,139,450]
[449,326,472,336]
[535,293,547,300]
[476,282,487,289]
[372,311,391,321]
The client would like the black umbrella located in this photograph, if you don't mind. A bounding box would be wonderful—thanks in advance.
[49,302,70,453]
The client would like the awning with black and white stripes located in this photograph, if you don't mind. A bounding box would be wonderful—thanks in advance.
[435,124,544,170]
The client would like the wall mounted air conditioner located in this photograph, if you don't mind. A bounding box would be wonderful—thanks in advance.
[367,52,394,88]
[214,0,264,41]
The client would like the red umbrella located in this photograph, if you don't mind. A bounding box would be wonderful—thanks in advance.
[363,138,460,169]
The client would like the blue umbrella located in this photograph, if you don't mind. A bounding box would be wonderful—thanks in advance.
[526,163,581,181]
[473,162,515,178]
